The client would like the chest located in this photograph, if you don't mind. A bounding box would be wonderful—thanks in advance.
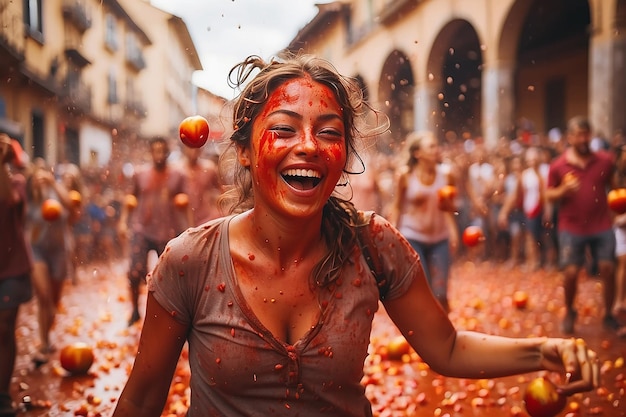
[136,169,182,196]
[404,170,446,203]
[233,256,323,345]
[185,250,379,399]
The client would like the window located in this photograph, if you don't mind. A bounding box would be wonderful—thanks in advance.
[24,0,43,41]
[32,110,45,160]
[108,70,118,104]
[104,13,118,51]
[65,127,80,165]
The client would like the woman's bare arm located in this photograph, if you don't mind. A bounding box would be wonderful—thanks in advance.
[113,293,188,417]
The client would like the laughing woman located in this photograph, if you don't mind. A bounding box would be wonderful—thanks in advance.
[113,54,599,417]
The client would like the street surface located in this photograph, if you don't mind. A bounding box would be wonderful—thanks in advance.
[9,259,626,416]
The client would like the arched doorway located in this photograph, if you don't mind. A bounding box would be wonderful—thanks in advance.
[378,50,414,152]
[427,19,483,141]
[514,0,591,138]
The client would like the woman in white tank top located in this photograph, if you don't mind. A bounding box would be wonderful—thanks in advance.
[389,132,459,312]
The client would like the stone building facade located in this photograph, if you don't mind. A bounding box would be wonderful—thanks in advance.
[0,0,224,173]
[287,0,626,149]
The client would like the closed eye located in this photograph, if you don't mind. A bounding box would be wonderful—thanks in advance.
[318,128,343,140]
[269,125,296,138]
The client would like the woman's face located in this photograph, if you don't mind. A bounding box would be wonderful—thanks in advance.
[239,76,347,218]
[416,135,440,163]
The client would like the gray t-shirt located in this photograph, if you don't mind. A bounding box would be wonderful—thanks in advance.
[148,213,418,416]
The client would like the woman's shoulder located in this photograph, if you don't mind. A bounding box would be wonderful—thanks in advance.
[356,210,396,238]
[167,216,232,254]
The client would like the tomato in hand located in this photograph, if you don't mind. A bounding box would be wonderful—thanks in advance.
[523,377,566,417]
[607,188,626,214]
[124,194,138,210]
[68,190,82,207]
[174,192,189,209]
[179,115,210,148]
[41,199,63,221]
[437,185,457,211]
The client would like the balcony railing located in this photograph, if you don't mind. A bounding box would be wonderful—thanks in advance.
[60,76,92,115]
[64,36,91,68]
[62,0,92,33]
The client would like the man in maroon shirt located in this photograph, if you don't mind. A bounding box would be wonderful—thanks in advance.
[546,116,619,334]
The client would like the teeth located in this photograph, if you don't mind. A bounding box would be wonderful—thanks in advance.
[282,168,321,178]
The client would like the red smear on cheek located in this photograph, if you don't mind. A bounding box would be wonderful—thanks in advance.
[259,129,278,155]
[257,130,281,194]
[327,142,346,162]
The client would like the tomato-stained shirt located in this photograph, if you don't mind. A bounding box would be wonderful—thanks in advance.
[398,164,451,244]
[547,150,614,235]
[148,213,417,417]
[129,165,187,242]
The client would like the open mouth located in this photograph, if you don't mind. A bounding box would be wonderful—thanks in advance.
[281,168,322,191]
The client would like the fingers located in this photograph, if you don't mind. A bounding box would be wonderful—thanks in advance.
[557,338,599,396]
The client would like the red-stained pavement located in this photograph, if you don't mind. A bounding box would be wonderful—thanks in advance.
[9,260,626,417]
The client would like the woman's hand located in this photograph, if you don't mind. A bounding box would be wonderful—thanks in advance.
[539,337,599,396]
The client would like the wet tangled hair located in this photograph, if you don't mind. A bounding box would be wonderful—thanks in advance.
[218,52,387,289]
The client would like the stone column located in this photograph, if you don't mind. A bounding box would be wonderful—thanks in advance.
[614,35,626,134]
[588,3,626,137]
[481,60,515,149]
[413,81,437,134]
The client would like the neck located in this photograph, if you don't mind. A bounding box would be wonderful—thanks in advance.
[241,209,325,266]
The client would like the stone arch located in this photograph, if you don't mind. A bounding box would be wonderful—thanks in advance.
[426,19,483,141]
[377,49,414,151]
[504,0,591,136]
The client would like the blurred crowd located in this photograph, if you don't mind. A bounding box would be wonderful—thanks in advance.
[352,125,626,269]
[3,122,626,294]
[2,122,626,295]
[1,117,626,415]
